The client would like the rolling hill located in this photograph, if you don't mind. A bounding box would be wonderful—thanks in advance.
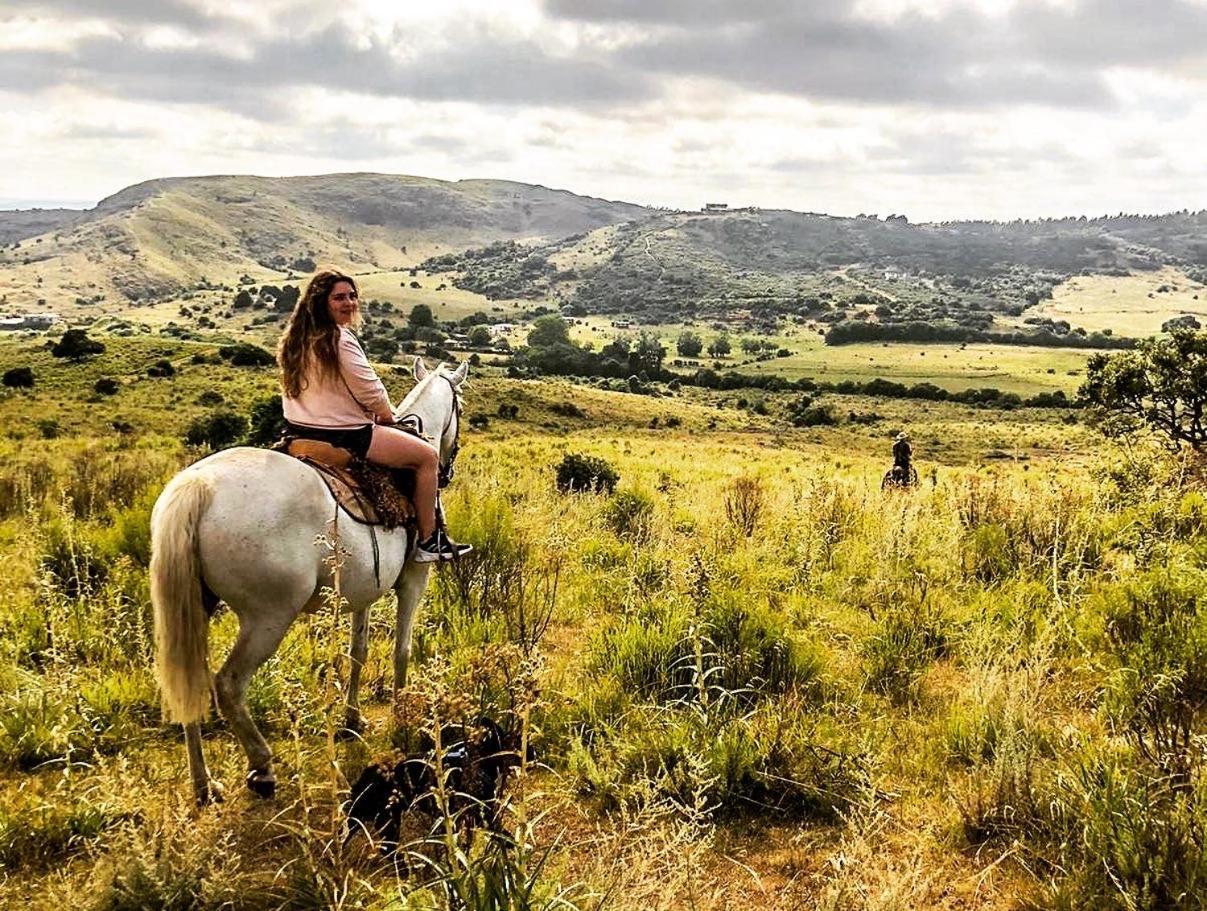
[0,173,651,317]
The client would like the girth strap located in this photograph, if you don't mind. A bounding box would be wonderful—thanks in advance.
[301,456,383,589]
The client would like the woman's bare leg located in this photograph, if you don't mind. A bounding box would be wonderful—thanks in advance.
[367,425,439,538]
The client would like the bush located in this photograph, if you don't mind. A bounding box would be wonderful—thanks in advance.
[555,453,619,494]
[94,378,119,395]
[51,329,104,360]
[604,488,655,539]
[146,359,175,378]
[792,404,839,427]
[2,367,34,388]
[218,343,274,367]
[724,475,765,537]
[245,395,284,446]
[185,410,248,448]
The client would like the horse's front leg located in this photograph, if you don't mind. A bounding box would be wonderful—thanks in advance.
[342,607,369,737]
[394,560,433,692]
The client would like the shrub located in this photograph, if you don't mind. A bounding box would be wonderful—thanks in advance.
[569,699,866,822]
[792,404,839,427]
[185,410,248,448]
[724,475,765,537]
[244,395,284,446]
[51,329,104,360]
[94,377,119,395]
[862,605,950,704]
[218,343,274,367]
[2,366,34,388]
[468,413,490,429]
[146,359,175,378]
[196,390,224,406]
[555,453,619,494]
[604,488,655,539]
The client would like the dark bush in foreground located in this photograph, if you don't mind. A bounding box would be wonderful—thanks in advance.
[186,411,248,448]
[2,367,34,388]
[94,378,119,395]
[556,453,619,494]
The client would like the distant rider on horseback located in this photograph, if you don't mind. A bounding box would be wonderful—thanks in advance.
[893,432,912,476]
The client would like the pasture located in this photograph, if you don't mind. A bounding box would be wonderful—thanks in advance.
[1027,266,1207,336]
[0,335,1204,910]
[570,318,1092,396]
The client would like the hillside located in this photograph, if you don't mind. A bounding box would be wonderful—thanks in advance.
[0,173,650,318]
[425,207,1207,334]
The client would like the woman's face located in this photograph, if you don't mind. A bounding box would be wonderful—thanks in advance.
[326,281,359,326]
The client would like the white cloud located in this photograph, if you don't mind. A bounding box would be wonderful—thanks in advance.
[3,0,1207,220]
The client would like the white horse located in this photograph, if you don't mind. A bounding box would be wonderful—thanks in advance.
[150,357,466,804]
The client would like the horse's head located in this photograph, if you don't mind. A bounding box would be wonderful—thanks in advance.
[396,357,469,484]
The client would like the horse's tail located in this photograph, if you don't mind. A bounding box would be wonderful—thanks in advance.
[150,472,214,725]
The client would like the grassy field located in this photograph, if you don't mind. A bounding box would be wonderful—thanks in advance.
[1025,266,1207,336]
[0,335,1204,910]
[570,318,1092,396]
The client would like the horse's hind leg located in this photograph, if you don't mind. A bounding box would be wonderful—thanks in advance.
[184,722,224,805]
[342,608,369,737]
[214,616,292,798]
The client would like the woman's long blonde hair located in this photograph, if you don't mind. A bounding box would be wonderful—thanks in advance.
[277,270,358,398]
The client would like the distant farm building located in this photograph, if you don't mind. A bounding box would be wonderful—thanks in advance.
[702,203,729,212]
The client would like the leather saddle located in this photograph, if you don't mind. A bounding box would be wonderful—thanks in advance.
[272,437,417,531]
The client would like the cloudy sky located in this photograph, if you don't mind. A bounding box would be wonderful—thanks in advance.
[5,0,1207,220]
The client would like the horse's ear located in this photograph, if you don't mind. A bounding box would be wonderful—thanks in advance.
[449,360,469,387]
[413,356,428,381]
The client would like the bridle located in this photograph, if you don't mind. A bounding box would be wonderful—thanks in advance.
[396,373,462,489]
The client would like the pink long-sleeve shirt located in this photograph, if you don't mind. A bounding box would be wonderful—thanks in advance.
[282,327,393,428]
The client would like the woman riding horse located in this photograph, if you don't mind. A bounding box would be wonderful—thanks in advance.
[277,270,469,562]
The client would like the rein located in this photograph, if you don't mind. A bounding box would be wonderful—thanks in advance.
[397,374,462,490]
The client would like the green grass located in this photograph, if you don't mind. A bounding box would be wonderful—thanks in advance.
[1025,266,1207,336]
[0,332,1203,910]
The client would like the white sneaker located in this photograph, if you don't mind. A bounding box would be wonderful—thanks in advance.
[414,531,473,563]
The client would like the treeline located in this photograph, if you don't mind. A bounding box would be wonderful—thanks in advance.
[824,319,1135,349]
[684,369,1076,409]
[512,317,1077,409]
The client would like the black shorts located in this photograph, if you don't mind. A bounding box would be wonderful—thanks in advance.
[285,421,374,460]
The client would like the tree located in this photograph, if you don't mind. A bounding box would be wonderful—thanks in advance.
[408,304,434,329]
[1163,314,1201,332]
[51,329,105,360]
[707,334,732,357]
[468,326,493,348]
[246,395,286,445]
[233,289,254,309]
[630,331,666,375]
[2,367,33,388]
[676,331,703,357]
[1081,329,1207,449]
[527,314,570,349]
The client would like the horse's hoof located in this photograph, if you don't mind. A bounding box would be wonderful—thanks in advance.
[246,769,277,798]
[196,778,225,807]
